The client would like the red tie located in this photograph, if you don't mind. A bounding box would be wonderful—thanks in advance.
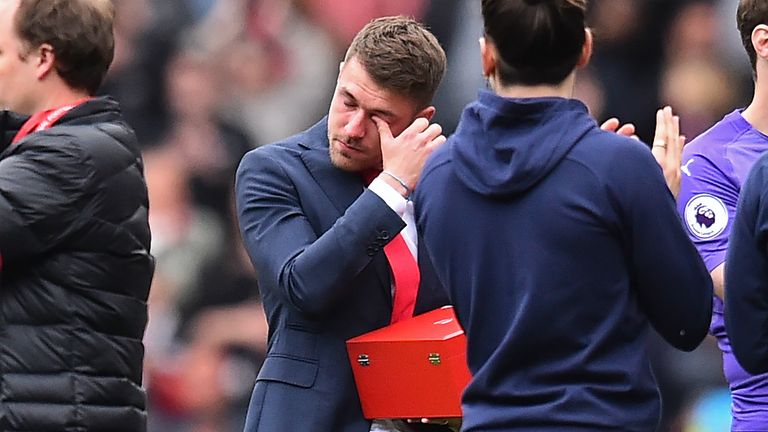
[361,170,420,323]
[384,234,420,323]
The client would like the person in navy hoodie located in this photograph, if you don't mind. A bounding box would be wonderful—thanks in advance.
[411,0,714,431]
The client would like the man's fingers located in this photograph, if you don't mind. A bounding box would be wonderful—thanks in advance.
[667,115,681,160]
[422,136,447,167]
[671,135,686,165]
[661,112,681,161]
[671,114,680,140]
[616,123,636,137]
[651,145,664,166]
[600,118,620,132]
[647,105,685,197]
[420,123,443,142]
[652,108,667,148]
[600,117,636,137]
[399,116,430,139]
[429,135,447,149]
[651,109,666,165]
[371,116,394,141]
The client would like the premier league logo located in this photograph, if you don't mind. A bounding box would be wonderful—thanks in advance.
[684,194,728,239]
[695,205,715,229]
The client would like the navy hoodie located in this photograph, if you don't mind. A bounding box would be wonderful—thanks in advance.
[726,152,768,375]
[414,91,713,432]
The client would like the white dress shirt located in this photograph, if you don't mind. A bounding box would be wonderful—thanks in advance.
[368,176,417,258]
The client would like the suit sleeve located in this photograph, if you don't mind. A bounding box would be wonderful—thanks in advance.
[725,156,768,374]
[235,148,405,316]
[608,141,713,351]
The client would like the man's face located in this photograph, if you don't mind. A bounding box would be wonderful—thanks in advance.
[0,0,37,113]
[327,57,421,173]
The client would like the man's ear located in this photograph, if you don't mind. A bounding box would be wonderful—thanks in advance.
[34,43,56,81]
[479,37,496,78]
[576,28,593,68]
[753,24,768,63]
[416,106,436,121]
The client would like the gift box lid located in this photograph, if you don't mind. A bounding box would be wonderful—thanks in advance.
[347,305,464,343]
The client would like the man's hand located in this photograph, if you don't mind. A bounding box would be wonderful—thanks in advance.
[651,106,686,198]
[374,116,447,197]
[600,117,637,139]
[405,417,461,431]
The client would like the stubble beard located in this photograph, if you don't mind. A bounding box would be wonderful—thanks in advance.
[329,134,362,172]
[329,144,354,171]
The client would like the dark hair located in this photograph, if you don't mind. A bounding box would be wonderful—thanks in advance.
[344,16,447,108]
[482,0,588,86]
[738,0,768,72]
[15,0,115,94]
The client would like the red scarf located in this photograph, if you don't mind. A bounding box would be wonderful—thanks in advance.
[12,98,91,144]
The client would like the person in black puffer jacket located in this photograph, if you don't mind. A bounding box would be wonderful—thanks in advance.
[0,0,154,431]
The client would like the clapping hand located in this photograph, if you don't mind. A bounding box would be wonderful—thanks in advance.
[650,106,685,198]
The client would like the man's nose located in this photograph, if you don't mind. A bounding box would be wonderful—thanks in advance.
[344,110,367,139]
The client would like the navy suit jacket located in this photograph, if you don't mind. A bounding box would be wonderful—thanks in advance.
[235,118,450,432]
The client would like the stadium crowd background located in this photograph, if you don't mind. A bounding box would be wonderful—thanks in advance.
[113,0,746,430]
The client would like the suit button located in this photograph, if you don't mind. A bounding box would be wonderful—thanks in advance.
[378,230,390,240]
[366,246,377,257]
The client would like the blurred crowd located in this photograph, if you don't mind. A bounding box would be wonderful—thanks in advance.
[111,0,751,430]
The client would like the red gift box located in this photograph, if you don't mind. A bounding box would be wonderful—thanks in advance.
[346,306,471,419]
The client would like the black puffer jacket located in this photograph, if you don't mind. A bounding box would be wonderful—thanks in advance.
[0,97,153,432]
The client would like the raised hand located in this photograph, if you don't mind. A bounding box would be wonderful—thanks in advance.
[374,116,447,197]
[600,117,637,139]
[651,106,686,198]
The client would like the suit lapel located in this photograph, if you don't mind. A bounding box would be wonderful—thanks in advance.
[301,147,364,215]
[298,118,394,308]
[299,120,364,215]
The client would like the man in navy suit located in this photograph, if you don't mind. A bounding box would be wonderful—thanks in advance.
[235,16,451,432]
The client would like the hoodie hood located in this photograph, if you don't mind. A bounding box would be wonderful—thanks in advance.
[451,90,596,196]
